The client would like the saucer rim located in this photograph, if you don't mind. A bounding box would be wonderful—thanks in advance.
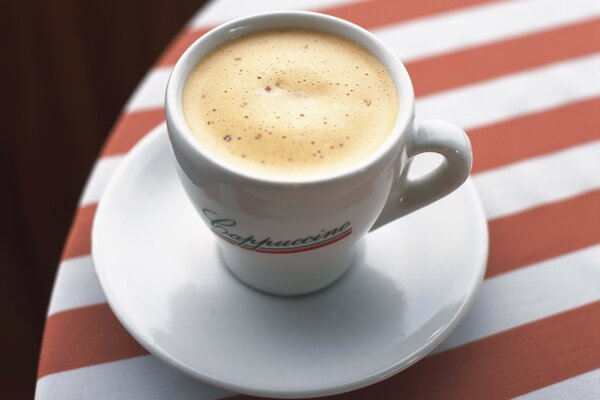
[92,123,489,399]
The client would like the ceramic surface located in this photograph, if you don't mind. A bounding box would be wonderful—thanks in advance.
[165,11,473,294]
[92,125,488,398]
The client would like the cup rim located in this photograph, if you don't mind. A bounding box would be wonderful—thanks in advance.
[165,10,415,186]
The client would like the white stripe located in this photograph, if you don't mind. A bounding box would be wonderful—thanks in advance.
[49,243,600,350]
[83,56,600,218]
[189,0,600,62]
[124,53,600,127]
[125,6,600,114]
[189,0,358,29]
[376,0,600,62]
[125,67,172,113]
[35,355,234,400]
[47,256,107,316]
[473,141,600,220]
[116,58,600,222]
[78,140,599,243]
[38,247,600,398]
[435,245,600,352]
[417,53,600,130]
[55,145,599,318]
[514,369,600,400]
[79,156,125,206]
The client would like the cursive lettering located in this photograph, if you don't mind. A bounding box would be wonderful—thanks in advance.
[202,208,352,254]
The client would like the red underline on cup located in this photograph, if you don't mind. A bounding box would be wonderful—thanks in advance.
[255,230,353,254]
[211,229,353,254]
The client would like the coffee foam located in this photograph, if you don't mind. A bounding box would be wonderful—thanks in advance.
[183,29,398,178]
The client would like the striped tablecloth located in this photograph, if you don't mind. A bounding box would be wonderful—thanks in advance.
[36,0,600,398]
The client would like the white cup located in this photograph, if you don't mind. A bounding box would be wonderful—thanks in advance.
[165,11,472,295]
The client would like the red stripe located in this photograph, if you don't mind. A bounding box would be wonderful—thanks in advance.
[323,0,493,30]
[156,28,212,68]
[486,190,600,277]
[38,300,600,398]
[470,97,600,173]
[227,302,600,400]
[43,193,600,376]
[37,304,147,379]
[97,83,600,169]
[62,189,600,276]
[99,19,600,161]
[106,24,600,160]
[254,230,352,254]
[101,109,164,156]
[61,205,97,260]
[156,0,498,67]
[409,18,600,97]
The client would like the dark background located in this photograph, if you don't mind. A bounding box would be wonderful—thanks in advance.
[1,1,208,398]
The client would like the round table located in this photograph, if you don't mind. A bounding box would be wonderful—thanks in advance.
[36,0,600,398]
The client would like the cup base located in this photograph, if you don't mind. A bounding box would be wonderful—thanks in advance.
[218,241,360,296]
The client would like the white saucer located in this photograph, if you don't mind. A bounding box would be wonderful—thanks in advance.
[92,124,488,398]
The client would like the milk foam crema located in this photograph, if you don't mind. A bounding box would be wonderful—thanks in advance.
[182,29,399,178]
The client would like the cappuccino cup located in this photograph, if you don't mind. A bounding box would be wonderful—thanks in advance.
[166,11,472,295]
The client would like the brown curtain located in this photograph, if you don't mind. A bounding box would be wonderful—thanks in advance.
[0,1,208,398]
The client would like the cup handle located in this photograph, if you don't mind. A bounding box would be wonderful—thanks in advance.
[371,119,472,231]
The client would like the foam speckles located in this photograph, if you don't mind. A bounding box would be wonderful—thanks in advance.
[183,29,398,178]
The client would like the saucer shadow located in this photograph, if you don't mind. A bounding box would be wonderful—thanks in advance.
[153,240,407,377]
